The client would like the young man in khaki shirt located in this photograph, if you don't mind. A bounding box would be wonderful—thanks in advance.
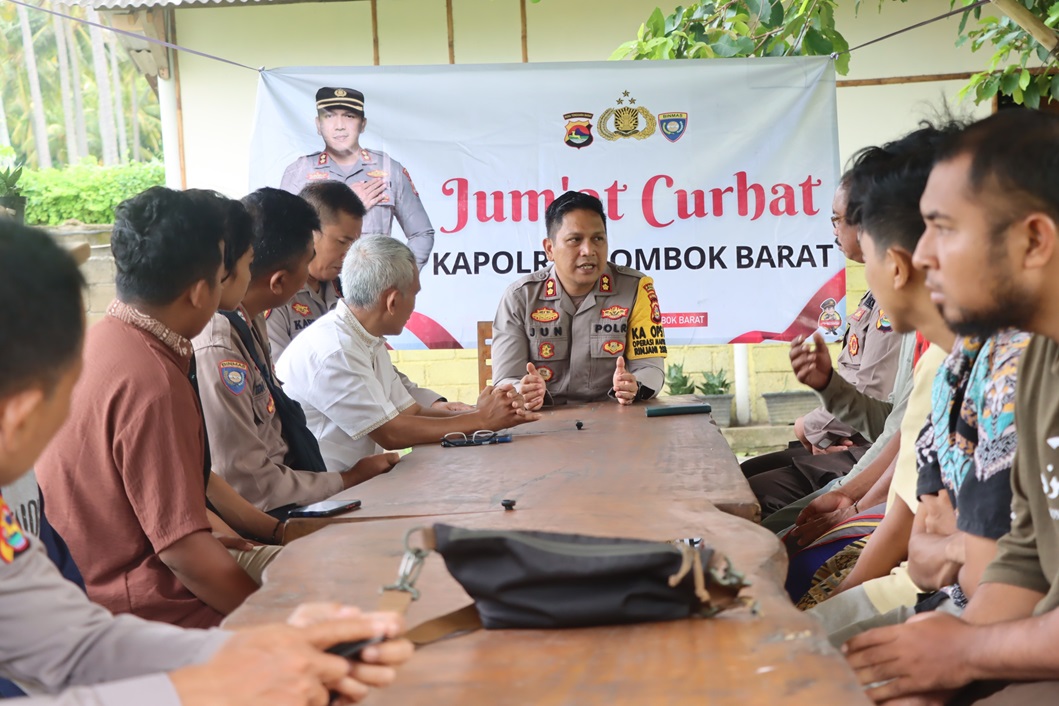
[195,187,399,513]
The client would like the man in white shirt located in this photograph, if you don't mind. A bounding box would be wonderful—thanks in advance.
[278,236,539,471]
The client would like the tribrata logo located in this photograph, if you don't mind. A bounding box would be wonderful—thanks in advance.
[598,91,655,141]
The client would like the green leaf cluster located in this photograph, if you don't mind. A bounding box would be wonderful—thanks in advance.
[665,363,732,395]
[0,161,23,197]
[698,369,733,395]
[948,0,1059,108]
[20,161,164,226]
[610,1,851,75]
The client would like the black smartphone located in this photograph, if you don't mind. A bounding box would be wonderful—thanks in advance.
[287,499,362,518]
[327,636,386,661]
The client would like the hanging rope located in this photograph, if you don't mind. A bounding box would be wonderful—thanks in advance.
[835,0,993,57]
[4,0,261,73]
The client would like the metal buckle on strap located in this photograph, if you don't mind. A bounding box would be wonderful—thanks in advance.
[381,526,431,601]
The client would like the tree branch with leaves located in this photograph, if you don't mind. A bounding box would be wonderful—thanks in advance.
[609,1,852,75]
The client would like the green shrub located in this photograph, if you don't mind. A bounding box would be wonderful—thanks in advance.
[665,363,697,396]
[697,369,732,396]
[21,161,165,226]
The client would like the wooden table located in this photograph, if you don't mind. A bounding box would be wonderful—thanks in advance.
[229,500,867,705]
[233,397,866,703]
[285,397,760,542]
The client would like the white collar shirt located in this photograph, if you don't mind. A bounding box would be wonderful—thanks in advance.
[276,301,415,471]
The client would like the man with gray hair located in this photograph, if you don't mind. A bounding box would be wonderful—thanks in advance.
[277,236,539,471]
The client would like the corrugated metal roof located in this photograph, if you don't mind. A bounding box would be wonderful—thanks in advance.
[91,0,352,11]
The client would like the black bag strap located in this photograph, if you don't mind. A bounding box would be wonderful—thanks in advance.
[187,356,215,491]
[220,310,328,474]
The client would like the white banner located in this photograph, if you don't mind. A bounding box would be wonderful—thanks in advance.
[249,57,842,350]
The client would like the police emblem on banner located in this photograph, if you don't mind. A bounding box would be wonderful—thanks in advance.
[531,307,560,323]
[219,360,249,396]
[563,112,594,149]
[657,112,688,143]
[598,91,656,141]
[819,298,842,334]
[0,499,29,564]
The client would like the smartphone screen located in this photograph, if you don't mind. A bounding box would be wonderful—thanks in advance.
[288,499,362,518]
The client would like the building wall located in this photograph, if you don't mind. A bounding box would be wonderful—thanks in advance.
[168,0,994,418]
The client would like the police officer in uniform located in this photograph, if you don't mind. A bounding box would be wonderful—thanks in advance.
[741,176,905,510]
[268,181,466,411]
[280,87,434,270]
[492,191,667,407]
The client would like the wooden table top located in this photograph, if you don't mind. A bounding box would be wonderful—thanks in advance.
[285,396,759,543]
[229,499,867,705]
[237,396,865,704]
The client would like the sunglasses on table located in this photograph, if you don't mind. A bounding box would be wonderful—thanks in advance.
[441,430,513,447]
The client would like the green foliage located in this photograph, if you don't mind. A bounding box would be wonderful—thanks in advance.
[947,1,1059,108]
[0,161,23,197]
[666,363,732,395]
[614,1,1059,107]
[665,363,698,395]
[610,1,852,75]
[21,161,164,225]
[866,0,1059,107]
[0,4,162,168]
[697,369,732,395]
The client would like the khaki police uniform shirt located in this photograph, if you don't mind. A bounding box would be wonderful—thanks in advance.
[266,280,342,362]
[801,291,903,448]
[266,281,443,409]
[193,309,344,512]
[277,302,417,472]
[279,148,434,269]
[0,504,228,705]
[492,263,667,404]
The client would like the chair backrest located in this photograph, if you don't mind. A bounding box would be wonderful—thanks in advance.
[477,320,493,391]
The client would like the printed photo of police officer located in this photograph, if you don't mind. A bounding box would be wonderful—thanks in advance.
[280,87,435,270]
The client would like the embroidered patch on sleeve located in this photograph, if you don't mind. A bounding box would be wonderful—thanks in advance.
[219,360,250,395]
[626,276,668,360]
[0,499,29,564]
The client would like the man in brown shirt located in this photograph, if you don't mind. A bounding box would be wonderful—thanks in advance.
[0,216,416,706]
[37,187,259,628]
